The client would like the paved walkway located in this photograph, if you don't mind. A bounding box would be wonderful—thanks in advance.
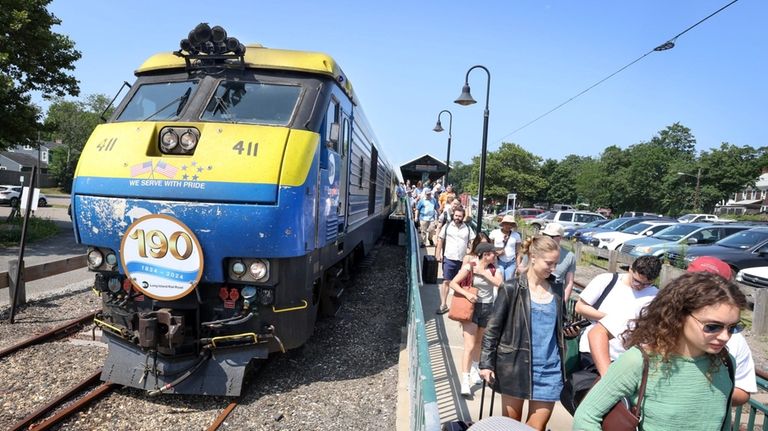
[417,244,575,430]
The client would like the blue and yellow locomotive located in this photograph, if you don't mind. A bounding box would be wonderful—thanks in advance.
[71,24,396,395]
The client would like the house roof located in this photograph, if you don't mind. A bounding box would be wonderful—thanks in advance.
[0,151,43,167]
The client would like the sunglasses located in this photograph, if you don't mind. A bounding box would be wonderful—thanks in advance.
[629,272,652,288]
[690,314,744,335]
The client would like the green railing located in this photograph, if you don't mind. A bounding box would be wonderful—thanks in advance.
[405,210,440,430]
[731,371,768,430]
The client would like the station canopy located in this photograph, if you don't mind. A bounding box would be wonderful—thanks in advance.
[399,154,447,185]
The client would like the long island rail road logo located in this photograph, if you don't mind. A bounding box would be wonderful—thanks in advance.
[120,214,204,300]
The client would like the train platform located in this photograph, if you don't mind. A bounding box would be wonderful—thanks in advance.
[417,243,575,430]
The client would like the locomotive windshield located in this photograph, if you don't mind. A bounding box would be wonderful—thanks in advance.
[116,80,199,122]
[201,81,301,125]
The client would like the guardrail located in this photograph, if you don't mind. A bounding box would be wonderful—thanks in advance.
[731,369,768,430]
[405,210,440,430]
[1,255,87,291]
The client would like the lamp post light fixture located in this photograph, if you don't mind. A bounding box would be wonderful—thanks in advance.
[433,110,453,186]
[677,167,702,212]
[455,65,490,234]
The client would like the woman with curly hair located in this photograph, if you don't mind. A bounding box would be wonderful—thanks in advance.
[573,271,746,430]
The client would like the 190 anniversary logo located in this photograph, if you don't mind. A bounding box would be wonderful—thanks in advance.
[120,214,204,300]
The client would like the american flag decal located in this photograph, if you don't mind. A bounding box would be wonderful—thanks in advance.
[155,161,179,178]
[130,161,153,177]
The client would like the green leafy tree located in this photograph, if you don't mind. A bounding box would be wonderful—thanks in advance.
[45,94,111,191]
[482,142,547,207]
[0,0,81,150]
[698,143,759,212]
[446,161,474,195]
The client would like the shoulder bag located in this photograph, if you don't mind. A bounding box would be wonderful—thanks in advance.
[601,347,649,431]
[448,262,477,322]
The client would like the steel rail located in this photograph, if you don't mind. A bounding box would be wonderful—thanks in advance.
[207,398,240,431]
[0,311,98,359]
[9,368,111,431]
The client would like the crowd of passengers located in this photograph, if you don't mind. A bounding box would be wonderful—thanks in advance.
[399,181,756,431]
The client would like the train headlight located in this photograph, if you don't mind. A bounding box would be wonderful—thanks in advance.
[87,248,104,269]
[160,130,179,151]
[249,260,269,281]
[231,261,246,276]
[105,252,118,268]
[180,130,198,151]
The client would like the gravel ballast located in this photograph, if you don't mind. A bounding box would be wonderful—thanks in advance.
[0,242,407,430]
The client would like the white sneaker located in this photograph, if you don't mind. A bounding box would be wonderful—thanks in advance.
[460,373,471,396]
[470,365,482,385]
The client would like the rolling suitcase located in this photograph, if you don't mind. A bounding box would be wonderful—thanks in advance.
[422,255,438,284]
[441,381,495,430]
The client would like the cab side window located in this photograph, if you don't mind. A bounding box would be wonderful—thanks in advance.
[325,99,340,152]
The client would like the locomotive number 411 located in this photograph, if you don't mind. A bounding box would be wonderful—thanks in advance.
[129,229,193,260]
[232,140,258,157]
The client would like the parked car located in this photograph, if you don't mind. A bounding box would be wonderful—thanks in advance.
[494,207,545,223]
[577,216,670,245]
[621,222,751,257]
[518,208,545,221]
[564,219,611,240]
[551,203,576,212]
[667,227,768,273]
[0,185,48,207]
[529,210,605,232]
[591,220,677,250]
[677,213,733,223]
[736,266,768,289]
[622,211,659,218]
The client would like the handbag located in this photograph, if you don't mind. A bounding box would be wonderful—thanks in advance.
[448,263,476,322]
[601,347,649,431]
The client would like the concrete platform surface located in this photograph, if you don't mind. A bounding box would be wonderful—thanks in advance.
[418,244,574,430]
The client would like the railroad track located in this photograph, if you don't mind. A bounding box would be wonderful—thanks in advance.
[8,368,114,431]
[0,310,98,359]
[8,367,242,431]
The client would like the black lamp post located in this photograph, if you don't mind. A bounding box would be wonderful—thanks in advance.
[455,65,490,234]
[433,110,452,186]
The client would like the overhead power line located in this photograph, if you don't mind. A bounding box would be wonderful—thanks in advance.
[493,0,740,145]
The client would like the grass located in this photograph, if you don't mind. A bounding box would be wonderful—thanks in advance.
[0,216,60,247]
[40,187,68,196]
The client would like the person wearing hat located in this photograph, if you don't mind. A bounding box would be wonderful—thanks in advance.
[414,188,438,248]
[489,214,522,281]
[540,223,577,302]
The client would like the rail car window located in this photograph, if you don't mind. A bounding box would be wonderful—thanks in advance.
[201,81,301,125]
[116,81,198,121]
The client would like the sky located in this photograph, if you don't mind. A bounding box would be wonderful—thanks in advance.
[40,0,767,170]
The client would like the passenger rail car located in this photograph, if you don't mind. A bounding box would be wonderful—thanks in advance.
[71,24,397,395]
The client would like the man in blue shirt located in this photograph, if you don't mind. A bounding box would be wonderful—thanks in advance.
[414,189,438,248]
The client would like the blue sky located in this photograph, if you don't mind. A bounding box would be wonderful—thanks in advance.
[43,0,766,169]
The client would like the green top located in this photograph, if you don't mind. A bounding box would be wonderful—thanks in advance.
[573,346,733,431]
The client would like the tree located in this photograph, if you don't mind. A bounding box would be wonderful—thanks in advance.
[482,142,547,207]
[698,143,759,212]
[0,0,81,150]
[446,161,474,195]
[44,94,110,191]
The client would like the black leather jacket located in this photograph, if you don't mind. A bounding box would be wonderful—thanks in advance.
[479,273,566,399]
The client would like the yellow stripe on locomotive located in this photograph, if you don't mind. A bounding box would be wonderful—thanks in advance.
[75,122,318,188]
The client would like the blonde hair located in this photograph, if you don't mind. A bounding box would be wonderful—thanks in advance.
[521,235,558,258]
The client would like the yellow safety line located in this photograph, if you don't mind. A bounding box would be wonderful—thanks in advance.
[272,300,308,313]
